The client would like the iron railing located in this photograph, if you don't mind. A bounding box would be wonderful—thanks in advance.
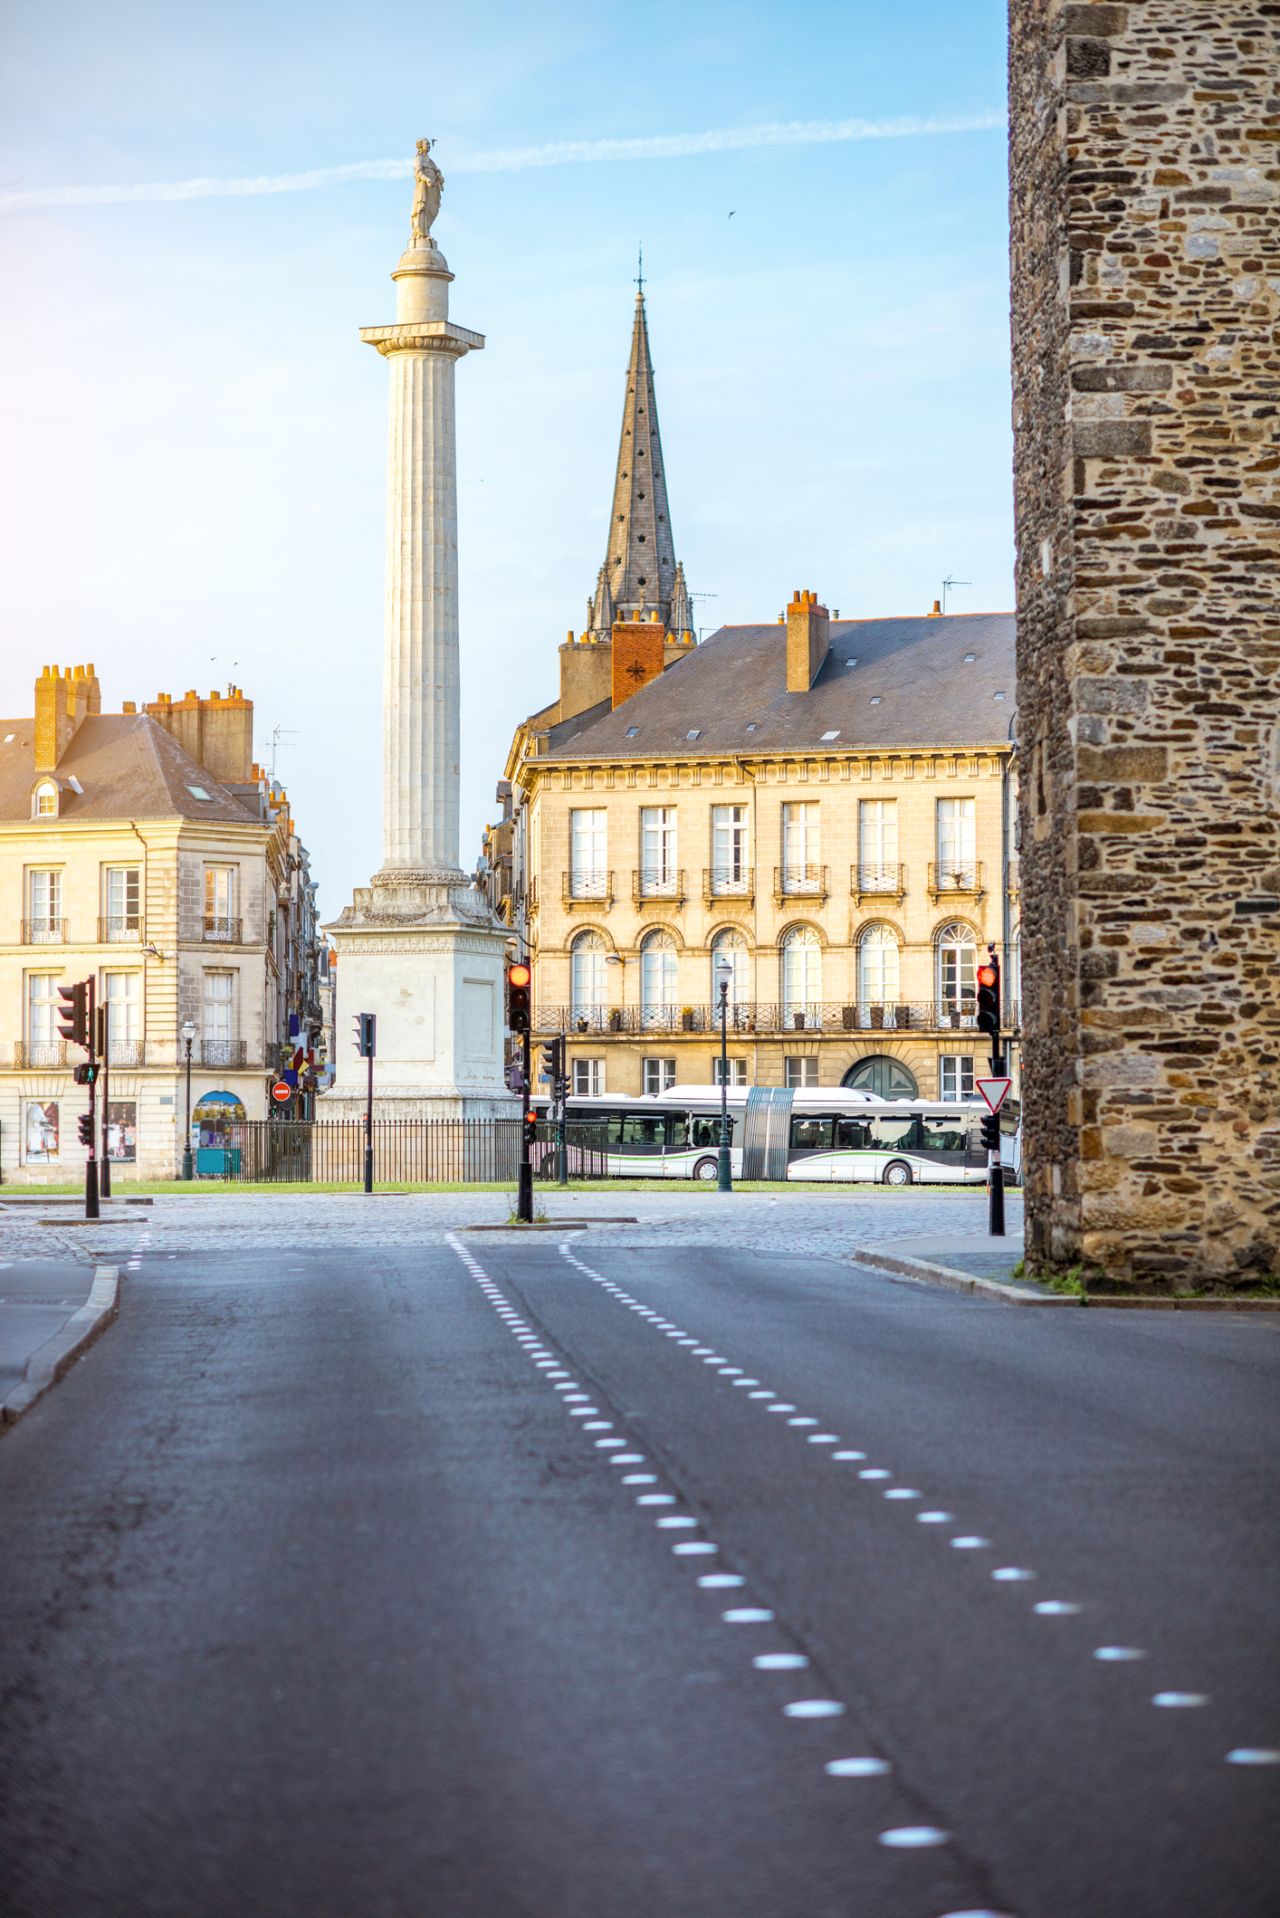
[563,869,614,907]
[22,919,67,944]
[632,869,686,907]
[14,1039,66,1067]
[703,866,754,904]
[851,862,905,898]
[773,865,828,905]
[99,916,144,942]
[539,999,983,1036]
[202,915,243,943]
[223,1117,609,1184]
[928,861,985,900]
[107,1040,146,1065]
[201,1038,249,1067]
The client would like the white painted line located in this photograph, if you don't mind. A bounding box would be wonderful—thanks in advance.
[950,1536,991,1549]
[723,1608,775,1623]
[832,1450,867,1461]
[1226,1748,1280,1765]
[622,1473,657,1484]
[1153,1692,1209,1708]
[1034,1601,1082,1616]
[656,1516,698,1529]
[697,1573,745,1588]
[610,1451,644,1461]
[826,1757,891,1777]
[753,1653,809,1670]
[878,1826,951,1848]
[858,1469,892,1481]
[917,1510,953,1523]
[991,1567,1036,1581]
[1094,1647,1147,1662]
[636,1494,677,1506]
[673,1542,717,1555]
[784,1700,845,1719]
[885,1488,922,1500]
[595,1438,627,1449]
[582,1420,613,1430]
[767,1403,798,1414]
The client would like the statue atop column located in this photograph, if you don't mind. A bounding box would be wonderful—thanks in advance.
[409,138,444,245]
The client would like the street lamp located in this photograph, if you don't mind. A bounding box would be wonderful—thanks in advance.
[714,957,733,1193]
[180,1019,196,1181]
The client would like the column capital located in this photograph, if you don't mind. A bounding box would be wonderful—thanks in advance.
[359,321,485,359]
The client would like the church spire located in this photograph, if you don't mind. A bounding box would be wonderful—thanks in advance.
[588,287,687,639]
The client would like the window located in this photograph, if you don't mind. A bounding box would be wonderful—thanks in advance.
[858,800,898,888]
[780,925,821,1026]
[106,1100,138,1162]
[857,926,900,1023]
[689,1113,734,1147]
[33,781,58,818]
[204,865,237,939]
[937,922,977,1021]
[572,1057,603,1097]
[784,1055,819,1089]
[570,930,607,1027]
[27,869,63,942]
[710,927,749,1015]
[710,804,749,892]
[781,803,820,891]
[791,1115,833,1151]
[103,866,141,938]
[640,928,678,1029]
[26,974,61,1063]
[604,1112,665,1151]
[640,807,678,894]
[203,970,234,1046]
[187,785,213,801]
[835,1115,873,1151]
[712,1056,748,1087]
[872,1114,923,1151]
[642,1056,676,1095]
[936,798,976,886]
[569,809,607,899]
[102,972,141,1058]
[920,1114,969,1154]
[940,1055,975,1100]
[23,1099,60,1162]
[843,1055,919,1100]
[821,729,841,743]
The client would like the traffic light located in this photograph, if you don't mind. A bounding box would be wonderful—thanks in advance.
[353,1012,376,1057]
[976,949,1001,1040]
[507,959,532,1035]
[72,1062,100,1086]
[540,1036,564,1085]
[57,979,91,1052]
[77,1112,94,1147]
[980,1112,1001,1153]
[524,1106,539,1148]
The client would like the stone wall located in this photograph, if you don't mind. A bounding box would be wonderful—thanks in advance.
[1008,0,1280,1288]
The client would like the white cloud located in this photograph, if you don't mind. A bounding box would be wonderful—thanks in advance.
[0,110,1006,212]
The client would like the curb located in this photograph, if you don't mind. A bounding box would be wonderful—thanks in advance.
[850,1247,1076,1307]
[1,1265,121,1429]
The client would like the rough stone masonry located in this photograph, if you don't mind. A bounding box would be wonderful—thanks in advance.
[1008,0,1280,1288]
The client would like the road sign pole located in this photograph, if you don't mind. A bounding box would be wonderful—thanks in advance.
[97,1002,112,1200]
[364,1047,374,1196]
[556,1034,568,1188]
[988,1047,1006,1238]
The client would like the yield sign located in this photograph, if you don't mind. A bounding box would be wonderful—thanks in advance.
[977,1077,1012,1116]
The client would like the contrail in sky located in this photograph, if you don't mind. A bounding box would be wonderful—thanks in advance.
[0,110,1005,212]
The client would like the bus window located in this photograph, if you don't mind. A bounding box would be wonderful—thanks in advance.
[667,1113,689,1149]
[835,1116,873,1151]
[689,1115,733,1148]
[791,1116,834,1152]
[607,1112,665,1152]
[871,1114,921,1151]
[919,1115,968,1154]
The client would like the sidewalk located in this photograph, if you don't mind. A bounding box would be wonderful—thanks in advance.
[0,1258,98,1398]
[847,1225,1060,1306]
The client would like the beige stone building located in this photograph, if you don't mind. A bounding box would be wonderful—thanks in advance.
[0,665,326,1182]
[486,292,1019,1101]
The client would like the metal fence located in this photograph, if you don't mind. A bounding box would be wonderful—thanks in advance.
[224,1118,609,1185]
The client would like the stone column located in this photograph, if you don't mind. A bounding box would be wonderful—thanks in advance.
[1008,1,1280,1290]
[322,149,514,1121]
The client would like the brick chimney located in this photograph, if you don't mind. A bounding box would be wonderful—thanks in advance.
[34,662,100,772]
[785,590,830,693]
[144,685,254,784]
[611,614,666,709]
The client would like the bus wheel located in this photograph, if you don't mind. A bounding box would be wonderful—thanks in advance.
[882,1160,913,1188]
[693,1156,720,1182]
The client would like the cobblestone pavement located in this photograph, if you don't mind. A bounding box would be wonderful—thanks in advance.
[49,1185,1023,1263]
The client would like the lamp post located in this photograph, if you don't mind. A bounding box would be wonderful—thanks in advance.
[180,1019,196,1181]
[714,958,733,1193]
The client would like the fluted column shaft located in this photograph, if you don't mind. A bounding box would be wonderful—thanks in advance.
[381,343,461,874]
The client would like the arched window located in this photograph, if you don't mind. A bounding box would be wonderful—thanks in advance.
[936,922,977,1025]
[843,1055,918,1100]
[570,930,607,1029]
[32,781,58,819]
[640,928,678,1029]
[710,927,749,1015]
[857,925,900,1027]
[780,925,822,1029]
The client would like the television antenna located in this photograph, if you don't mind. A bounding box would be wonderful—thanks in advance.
[264,726,298,780]
[942,576,971,615]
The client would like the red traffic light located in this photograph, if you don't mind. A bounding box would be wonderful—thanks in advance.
[508,961,532,988]
[977,963,998,989]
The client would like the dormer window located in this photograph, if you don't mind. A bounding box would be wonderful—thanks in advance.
[33,781,58,818]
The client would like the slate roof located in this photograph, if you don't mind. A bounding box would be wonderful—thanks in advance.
[0,714,262,825]
[542,612,1017,760]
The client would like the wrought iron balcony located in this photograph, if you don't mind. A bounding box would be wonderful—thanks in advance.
[201,1038,248,1067]
[927,861,985,902]
[202,915,242,943]
[99,915,145,943]
[632,868,686,908]
[851,862,905,901]
[703,866,755,906]
[107,1040,146,1066]
[535,1000,985,1038]
[22,918,67,945]
[773,865,828,907]
[14,1039,67,1067]
[563,868,614,908]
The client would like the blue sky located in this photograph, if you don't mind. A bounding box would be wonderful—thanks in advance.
[0,0,1013,917]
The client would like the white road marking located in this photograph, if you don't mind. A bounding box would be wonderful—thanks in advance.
[1034,1601,1082,1616]
[1153,1692,1209,1708]
[622,1473,657,1484]
[636,1494,677,1506]
[917,1510,953,1523]
[1094,1647,1146,1662]
[832,1450,867,1461]
[595,1438,627,1449]
[826,1757,891,1777]
[1226,1748,1280,1765]
[878,1826,951,1848]
[657,1516,698,1528]
[767,1403,798,1414]
[753,1653,810,1670]
[784,1700,845,1719]
[673,1542,718,1555]
[859,1469,892,1480]
[788,1416,820,1427]
[808,1434,840,1444]
[723,1608,775,1623]
[732,1378,761,1387]
[697,1573,745,1588]
[610,1451,645,1461]
[950,1536,991,1549]
[991,1567,1036,1581]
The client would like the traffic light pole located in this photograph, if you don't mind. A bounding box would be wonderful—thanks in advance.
[987,1041,1006,1238]
[364,1046,374,1195]
[517,1028,534,1223]
[556,1032,568,1188]
[84,979,99,1222]
[97,1003,111,1200]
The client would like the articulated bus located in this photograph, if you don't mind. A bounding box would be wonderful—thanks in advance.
[537,1084,1021,1186]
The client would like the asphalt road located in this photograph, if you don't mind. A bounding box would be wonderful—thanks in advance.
[1,1233,1276,1918]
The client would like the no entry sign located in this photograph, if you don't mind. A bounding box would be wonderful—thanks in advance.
[976,1077,1013,1116]
[270,1081,293,1105]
